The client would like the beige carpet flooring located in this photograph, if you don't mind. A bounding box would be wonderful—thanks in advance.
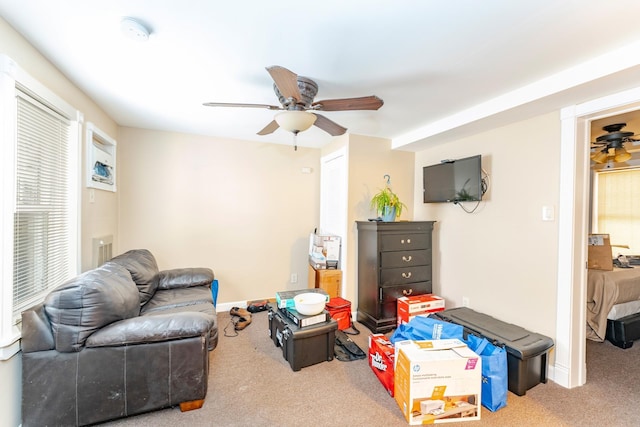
[101,310,640,427]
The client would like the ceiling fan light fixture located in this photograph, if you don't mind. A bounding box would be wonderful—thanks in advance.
[614,147,631,162]
[275,111,317,133]
[591,149,609,164]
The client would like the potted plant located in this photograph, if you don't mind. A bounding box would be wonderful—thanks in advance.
[370,175,407,222]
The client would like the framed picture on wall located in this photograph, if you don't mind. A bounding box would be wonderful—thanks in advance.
[86,122,116,192]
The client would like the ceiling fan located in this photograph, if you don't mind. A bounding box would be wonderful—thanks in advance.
[590,123,639,164]
[203,66,383,149]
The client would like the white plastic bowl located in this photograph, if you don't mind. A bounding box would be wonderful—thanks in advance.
[293,292,326,316]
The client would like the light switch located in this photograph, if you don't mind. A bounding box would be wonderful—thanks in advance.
[89,189,95,203]
[542,205,554,221]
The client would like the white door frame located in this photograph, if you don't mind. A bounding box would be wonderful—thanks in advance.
[556,85,640,388]
[320,147,348,296]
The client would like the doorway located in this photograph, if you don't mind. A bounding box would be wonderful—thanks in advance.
[319,147,348,297]
[557,86,640,389]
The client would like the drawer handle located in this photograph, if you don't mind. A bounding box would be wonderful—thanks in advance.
[402,255,412,262]
[400,238,412,244]
[402,272,412,279]
[402,288,413,296]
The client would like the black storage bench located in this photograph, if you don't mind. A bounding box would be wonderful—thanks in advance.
[606,312,640,349]
[432,307,554,396]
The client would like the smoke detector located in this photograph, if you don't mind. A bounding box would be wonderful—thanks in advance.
[120,17,150,42]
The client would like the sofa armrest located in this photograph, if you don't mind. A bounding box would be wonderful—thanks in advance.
[85,312,214,348]
[157,268,213,290]
[21,303,55,353]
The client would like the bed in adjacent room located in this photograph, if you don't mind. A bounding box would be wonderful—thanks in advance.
[587,267,640,348]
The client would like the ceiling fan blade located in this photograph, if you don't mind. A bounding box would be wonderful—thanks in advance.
[257,120,280,135]
[203,102,281,110]
[313,114,347,136]
[266,66,301,102]
[311,95,384,111]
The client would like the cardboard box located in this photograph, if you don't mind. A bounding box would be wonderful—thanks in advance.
[588,234,613,271]
[368,334,395,396]
[394,339,481,424]
[309,233,341,264]
[397,294,445,326]
[309,267,342,298]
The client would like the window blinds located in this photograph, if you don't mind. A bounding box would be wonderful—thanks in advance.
[13,90,72,320]
[596,168,640,255]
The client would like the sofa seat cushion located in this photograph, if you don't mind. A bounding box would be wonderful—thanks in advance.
[142,302,214,317]
[157,267,213,290]
[141,302,218,351]
[85,312,214,347]
[44,262,140,352]
[141,287,213,314]
[110,249,160,305]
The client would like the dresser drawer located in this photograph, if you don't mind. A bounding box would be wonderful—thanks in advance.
[380,233,430,251]
[380,265,431,286]
[380,249,431,268]
[380,282,431,318]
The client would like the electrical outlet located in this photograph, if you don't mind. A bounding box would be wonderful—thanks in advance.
[462,296,470,307]
[290,273,298,283]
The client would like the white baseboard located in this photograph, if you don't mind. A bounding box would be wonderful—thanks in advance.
[216,301,249,313]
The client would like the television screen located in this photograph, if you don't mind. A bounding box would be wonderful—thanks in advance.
[423,155,482,203]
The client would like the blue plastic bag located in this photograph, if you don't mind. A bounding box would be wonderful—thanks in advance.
[390,316,463,344]
[211,279,218,307]
[464,334,508,412]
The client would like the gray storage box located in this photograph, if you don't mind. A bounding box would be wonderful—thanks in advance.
[432,307,554,396]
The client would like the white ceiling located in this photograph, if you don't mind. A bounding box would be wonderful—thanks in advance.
[1,1,640,150]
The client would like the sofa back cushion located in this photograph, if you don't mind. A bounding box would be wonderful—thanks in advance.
[44,262,140,352]
[110,249,160,305]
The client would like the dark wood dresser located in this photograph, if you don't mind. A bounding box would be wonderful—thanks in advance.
[356,221,435,333]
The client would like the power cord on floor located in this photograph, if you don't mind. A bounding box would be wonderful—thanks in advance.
[224,317,239,337]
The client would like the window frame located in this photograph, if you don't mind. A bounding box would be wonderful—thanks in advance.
[0,54,81,360]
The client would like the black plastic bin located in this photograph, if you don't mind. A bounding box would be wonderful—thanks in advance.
[268,305,337,371]
[432,307,554,396]
[606,312,640,349]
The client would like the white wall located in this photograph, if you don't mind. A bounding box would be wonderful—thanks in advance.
[413,112,561,345]
[116,127,322,304]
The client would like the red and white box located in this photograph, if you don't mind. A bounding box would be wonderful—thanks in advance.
[397,294,445,326]
[368,334,395,396]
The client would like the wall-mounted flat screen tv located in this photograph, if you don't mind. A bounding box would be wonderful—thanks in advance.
[423,155,483,203]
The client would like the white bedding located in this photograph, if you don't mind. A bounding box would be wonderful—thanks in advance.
[607,299,640,320]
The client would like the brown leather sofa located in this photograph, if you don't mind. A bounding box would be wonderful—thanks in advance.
[21,249,218,427]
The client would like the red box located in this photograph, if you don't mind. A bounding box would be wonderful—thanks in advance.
[368,333,395,396]
[326,297,352,330]
[397,294,445,326]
